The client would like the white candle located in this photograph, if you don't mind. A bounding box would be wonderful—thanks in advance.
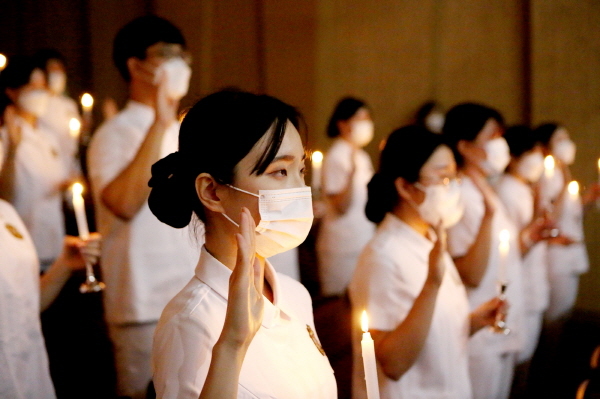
[361,310,380,399]
[597,159,600,184]
[69,118,81,138]
[72,182,89,240]
[498,229,510,282]
[568,180,579,201]
[544,155,555,180]
[311,150,323,192]
[81,93,94,115]
[0,53,6,71]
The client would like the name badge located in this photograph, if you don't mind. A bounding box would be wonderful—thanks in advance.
[306,325,325,356]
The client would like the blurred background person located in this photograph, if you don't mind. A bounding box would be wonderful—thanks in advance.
[34,49,82,177]
[316,97,375,297]
[414,101,445,134]
[87,15,198,399]
[350,126,502,399]
[442,103,525,399]
[495,125,551,397]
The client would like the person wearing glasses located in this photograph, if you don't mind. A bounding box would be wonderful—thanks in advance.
[87,15,198,399]
[349,126,502,399]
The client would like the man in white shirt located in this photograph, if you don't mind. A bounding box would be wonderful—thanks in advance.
[87,15,199,399]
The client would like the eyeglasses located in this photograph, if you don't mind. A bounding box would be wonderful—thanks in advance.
[146,45,192,65]
[419,176,462,187]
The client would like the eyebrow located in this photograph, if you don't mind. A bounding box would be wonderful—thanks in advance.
[271,153,306,163]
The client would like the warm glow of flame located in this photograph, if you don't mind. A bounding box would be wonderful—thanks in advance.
[597,158,600,170]
[499,229,510,243]
[72,182,84,196]
[0,54,6,70]
[81,93,94,108]
[312,150,323,164]
[361,310,369,333]
[568,180,579,195]
[544,155,555,170]
[69,118,81,137]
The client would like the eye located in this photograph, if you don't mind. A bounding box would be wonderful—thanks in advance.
[271,169,288,177]
[300,165,306,176]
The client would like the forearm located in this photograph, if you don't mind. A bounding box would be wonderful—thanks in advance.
[39,256,72,311]
[0,148,18,202]
[199,339,249,399]
[373,280,441,381]
[453,213,493,287]
[101,120,169,220]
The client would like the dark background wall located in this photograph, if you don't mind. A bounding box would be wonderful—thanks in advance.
[1,0,599,312]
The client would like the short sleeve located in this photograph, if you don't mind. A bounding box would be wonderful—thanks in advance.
[351,246,416,332]
[322,148,351,195]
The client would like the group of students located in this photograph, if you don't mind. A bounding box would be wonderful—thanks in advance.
[0,12,594,399]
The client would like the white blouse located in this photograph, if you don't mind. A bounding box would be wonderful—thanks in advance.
[349,214,472,399]
[0,199,55,399]
[152,246,337,399]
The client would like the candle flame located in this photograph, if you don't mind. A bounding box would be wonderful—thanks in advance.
[544,155,555,170]
[597,158,600,170]
[72,182,84,196]
[312,150,323,164]
[499,229,510,243]
[0,54,6,70]
[361,310,369,333]
[69,118,81,137]
[568,180,579,195]
[81,93,94,108]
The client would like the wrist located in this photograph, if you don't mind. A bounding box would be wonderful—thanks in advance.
[213,336,250,362]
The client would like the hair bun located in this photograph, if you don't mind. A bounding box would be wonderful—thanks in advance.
[365,172,397,224]
[148,152,194,228]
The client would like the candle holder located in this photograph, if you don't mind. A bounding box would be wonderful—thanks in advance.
[491,280,510,335]
[80,260,106,293]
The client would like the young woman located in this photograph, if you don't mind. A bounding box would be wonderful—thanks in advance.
[0,55,70,271]
[150,90,337,399]
[534,123,591,322]
[316,97,376,296]
[349,126,502,399]
[0,107,101,399]
[442,103,525,399]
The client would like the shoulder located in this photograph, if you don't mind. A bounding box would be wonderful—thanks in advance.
[277,273,313,320]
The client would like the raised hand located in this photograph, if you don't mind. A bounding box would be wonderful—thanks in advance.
[3,105,22,149]
[427,221,447,285]
[221,207,265,350]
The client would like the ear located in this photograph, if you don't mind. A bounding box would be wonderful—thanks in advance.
[337,119,350,137]
[195,173,224,213]
[456,139,469,157]
[126,57,139,80]
[394,176,417,202]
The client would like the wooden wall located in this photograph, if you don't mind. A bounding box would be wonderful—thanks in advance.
[1,0,599,311]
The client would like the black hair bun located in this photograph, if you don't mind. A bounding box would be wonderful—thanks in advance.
[365,173,397,224]
[148,152,194,228]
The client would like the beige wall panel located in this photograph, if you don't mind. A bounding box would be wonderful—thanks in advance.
[315,0,437,159]
[437,0,527,124]
[531,0,600,312]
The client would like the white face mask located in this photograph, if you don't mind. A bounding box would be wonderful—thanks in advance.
[552,139,576,165]
[222,185,314,259]
[47,71,67,95]
[425,112,445,134]
[517,152,545,183]
[413,179,464,228]
[155,58,192,100]
[350,120,374,147]
[18,89,50,117]
[481,137,510,176]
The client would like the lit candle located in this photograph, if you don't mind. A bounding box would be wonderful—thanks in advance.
[72,182,89,240]
[498,229,510,283]
[568,180,579,202]
[597,159,600,184]
[69,118,81,139]
[81,93,94,115]
[311,150,323,192]
[361,311,380,399]
[544,155,555,180]
[0,53,6,71]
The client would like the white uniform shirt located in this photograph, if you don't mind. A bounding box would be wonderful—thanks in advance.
[152,246,337,399]
[0,200,55,399]
[40,94,80,175]
[349,214,472,399]
[87,101,199,324]
[496,174,549,313]
[447,176,525,355]
[317,138,375,254]
[538,169,589,275]
[3,117,67,263]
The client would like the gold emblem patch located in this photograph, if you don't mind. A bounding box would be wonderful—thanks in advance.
[306,325,325,356]
[6,223,23,239]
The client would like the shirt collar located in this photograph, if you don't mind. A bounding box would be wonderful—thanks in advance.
[381,213,435,252]
[194,246,284,328]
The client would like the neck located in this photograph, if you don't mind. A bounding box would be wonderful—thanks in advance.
[392,202,430,237]
[507,167,528,184]
[16,109,37,127]
[128,80,157,108]
[340,135,358,149]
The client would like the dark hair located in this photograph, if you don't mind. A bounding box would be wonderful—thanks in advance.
[33,48,66,72]
[442,102,504,167]
[365,125,444,224]
[504,125,539,157]
[534,123,560,147]
[148,89,300,228]
[415,101,437,126]
[0,55,39,115]
[326,97,368,138]
[113,15,186,81]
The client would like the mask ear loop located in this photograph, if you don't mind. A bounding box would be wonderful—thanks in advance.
[220,184,260,227]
